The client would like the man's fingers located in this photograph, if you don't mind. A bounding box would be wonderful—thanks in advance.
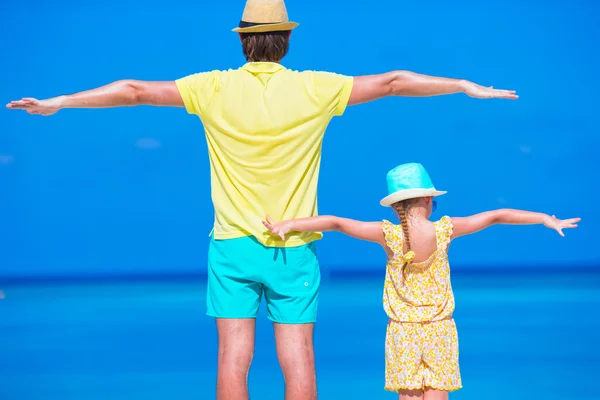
[266,215,276,225]
[469,88,518,100]
[488,88,515,94]
[494,90,518,99]
[488,88,518,99]
[6,98,38,109]
[8,101,32,108]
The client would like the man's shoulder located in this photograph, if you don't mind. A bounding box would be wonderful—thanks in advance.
[279,69,352,90]
[178,68,241,88]
[182,68,244,77]
[188,66,349,81]
[286,69,348,77]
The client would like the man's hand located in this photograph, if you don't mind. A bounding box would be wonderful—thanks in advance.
[6,97,62,116]
[461,81,518,99]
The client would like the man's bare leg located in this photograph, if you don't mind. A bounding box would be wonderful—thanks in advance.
[216,318,256,400]
[273,323,317,400]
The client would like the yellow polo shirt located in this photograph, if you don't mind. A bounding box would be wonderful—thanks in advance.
[176,62,353,247]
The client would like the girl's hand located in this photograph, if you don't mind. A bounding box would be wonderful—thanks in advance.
[543,215,581,237]
[262,215,294,241]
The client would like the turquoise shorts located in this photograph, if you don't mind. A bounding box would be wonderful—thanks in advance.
[207,235,321,324]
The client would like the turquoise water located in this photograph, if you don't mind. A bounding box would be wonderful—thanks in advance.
[1,271,599,399]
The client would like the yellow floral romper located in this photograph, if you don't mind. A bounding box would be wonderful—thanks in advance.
[382,216,462,392]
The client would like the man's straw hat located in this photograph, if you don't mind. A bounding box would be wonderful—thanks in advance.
[232,0,299,34]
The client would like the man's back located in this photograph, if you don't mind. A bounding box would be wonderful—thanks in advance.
[176,62,353,247]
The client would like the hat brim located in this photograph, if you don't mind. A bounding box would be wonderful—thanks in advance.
[232,22,299,33]
[380,189,447,207]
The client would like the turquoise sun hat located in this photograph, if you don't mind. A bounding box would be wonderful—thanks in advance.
[380,163,447,207]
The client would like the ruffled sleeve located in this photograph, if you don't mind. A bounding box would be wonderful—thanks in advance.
[435,216,454,250]
[382,220,415,263]
[382,220,399,251]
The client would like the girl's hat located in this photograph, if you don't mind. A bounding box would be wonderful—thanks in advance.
[380,163,447,207]
[232,0,299,34]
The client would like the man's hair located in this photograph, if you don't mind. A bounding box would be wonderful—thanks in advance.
[241,31,291,62]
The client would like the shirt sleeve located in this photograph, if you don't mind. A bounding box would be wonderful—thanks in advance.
[175,71,220,116]
[312,72,354,117]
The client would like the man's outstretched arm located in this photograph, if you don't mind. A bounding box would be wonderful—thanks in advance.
[348,71,517,105]
[6,80,183,116]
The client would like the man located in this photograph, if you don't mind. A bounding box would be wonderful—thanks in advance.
[6,1,517,399]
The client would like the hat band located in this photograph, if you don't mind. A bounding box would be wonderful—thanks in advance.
[239,20,282,28]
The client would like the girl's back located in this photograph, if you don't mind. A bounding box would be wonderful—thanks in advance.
[401,219,438,263]
[382,217,455,323]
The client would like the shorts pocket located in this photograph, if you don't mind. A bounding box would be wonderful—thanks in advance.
[272,243,321,293]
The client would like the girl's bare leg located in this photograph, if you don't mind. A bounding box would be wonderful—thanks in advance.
[423,388,448,400]
[399,389,424,400]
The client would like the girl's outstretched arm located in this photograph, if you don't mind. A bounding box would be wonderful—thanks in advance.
[262,215,385,246]
[451,209,580,239]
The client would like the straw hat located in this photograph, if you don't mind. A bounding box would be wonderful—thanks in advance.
[232,0,299,33]
[380,163,447,207]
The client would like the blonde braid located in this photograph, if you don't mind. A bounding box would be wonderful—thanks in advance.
[391,200,415,284]
[396,202,411,253]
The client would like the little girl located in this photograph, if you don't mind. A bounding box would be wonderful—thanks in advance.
[262,162,580,400]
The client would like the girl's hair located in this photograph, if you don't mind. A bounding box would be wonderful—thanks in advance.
[391,198,422,253]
